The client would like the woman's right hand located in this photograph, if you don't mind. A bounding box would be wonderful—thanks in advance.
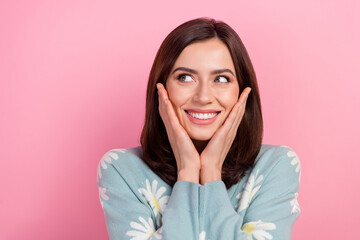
[157,83,200,183]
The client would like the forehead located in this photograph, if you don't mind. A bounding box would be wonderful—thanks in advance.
[172,38,236,73]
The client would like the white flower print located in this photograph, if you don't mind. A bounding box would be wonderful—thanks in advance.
[98,187,109,208]
[236,170,264,213]
[151,226,163,239]
[126,217,162,240]
[287,150,301,182]
[290,192,300,214]
[97,149,126,181]
[242,220,276,240]
[199,231,206,240]
[138,179,169,220]
[99,187,109,200]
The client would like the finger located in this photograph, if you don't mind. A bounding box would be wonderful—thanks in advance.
[220,100,241,133]
[157,83,199,168]
[157,83,169,104]
[219,87,251,132]
[157,83,169,122]
[237,87,252,105]
[201,88,252,168]
[157,83,173,122]
[157,83,182,153]
[214,87,251,140]
[157,83,174,131]
[230,87,251,132]
[157,83,182,130]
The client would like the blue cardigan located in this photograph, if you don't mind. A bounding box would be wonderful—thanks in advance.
[97,144,301,240]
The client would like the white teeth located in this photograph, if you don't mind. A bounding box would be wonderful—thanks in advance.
[187,111,218,120]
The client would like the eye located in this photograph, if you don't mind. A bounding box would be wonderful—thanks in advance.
[214,75,230,83]
[176,74,193,82]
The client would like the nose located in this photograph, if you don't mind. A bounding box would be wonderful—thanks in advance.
[193,81,214,104]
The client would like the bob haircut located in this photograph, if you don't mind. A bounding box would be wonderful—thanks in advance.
[140,17,263,189]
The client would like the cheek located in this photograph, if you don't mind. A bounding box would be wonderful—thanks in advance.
[166,82,194,107]
[166,86,182,110]
[166,83,191,120]
[218,88,239,110]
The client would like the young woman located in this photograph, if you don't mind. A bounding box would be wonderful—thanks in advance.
[97,17,301,240]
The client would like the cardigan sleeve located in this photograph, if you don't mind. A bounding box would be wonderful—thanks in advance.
[97,146,301,240]
[200,146,301,240]
[97,150,202,240]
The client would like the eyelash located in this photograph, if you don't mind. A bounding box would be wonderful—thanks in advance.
[176,74,230,83]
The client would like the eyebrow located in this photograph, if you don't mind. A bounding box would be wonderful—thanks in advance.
[171,67,235,77]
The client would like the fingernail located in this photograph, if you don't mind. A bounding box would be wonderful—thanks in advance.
[157,85,162,94]
[247,88,252,95]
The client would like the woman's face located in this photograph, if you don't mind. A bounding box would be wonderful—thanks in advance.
[166,38,240,143]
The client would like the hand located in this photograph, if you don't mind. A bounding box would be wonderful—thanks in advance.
[156,83,201,183]
[199,87,252,185]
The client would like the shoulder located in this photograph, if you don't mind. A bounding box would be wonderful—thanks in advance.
[234,145,301,233]
[235,144,301,209]
[255,144,300,175]
[248,144,301,194]
[98,146,145,172]
[97,146,158,188]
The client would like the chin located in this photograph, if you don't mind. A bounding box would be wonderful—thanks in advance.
[187,130,215,141]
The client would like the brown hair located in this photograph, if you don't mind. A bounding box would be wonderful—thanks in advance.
[140,17,263,189]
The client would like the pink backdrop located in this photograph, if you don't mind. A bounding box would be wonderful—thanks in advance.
[1,0,359,239]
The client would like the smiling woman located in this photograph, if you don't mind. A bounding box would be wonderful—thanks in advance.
[97,17,301,240]
[165,38,240,150]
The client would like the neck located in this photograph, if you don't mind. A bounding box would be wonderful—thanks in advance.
[192,139,209,154]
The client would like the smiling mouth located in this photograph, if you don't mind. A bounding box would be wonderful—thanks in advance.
[185,110,220,120]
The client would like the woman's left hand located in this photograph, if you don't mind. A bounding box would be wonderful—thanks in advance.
[199,87,252,185]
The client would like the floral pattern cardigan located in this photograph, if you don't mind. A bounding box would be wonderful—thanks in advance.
[97,144,301,240]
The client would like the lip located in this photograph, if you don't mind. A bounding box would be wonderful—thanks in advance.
[185,109,220,125]
[186,108,220,113]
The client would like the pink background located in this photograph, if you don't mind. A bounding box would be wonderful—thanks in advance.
[1,0,359,239]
